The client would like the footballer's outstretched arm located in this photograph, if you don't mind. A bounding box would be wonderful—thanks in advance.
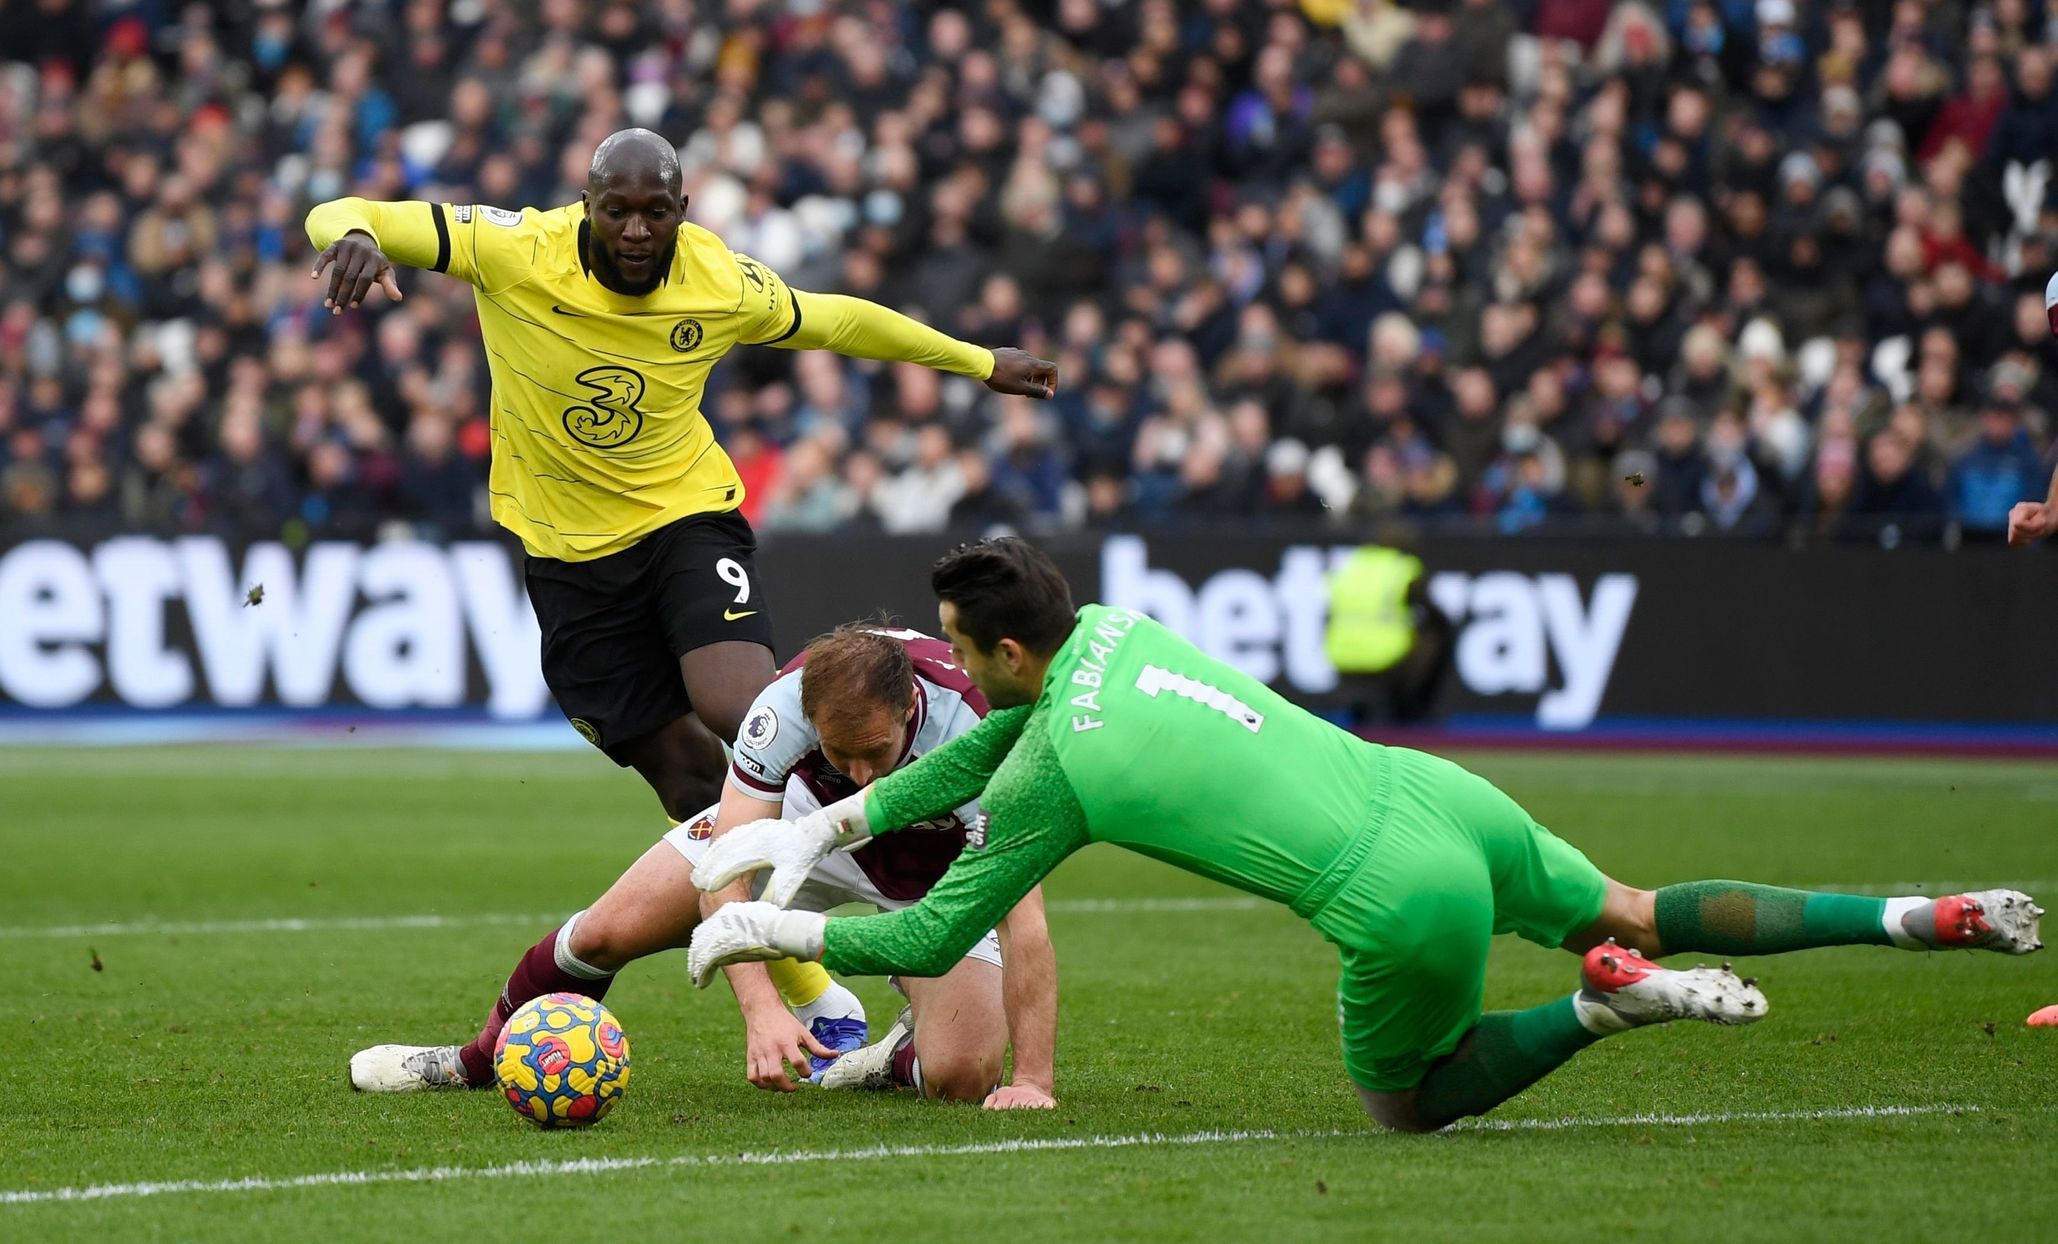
[306,197,532,311]
[304,198,439,312]
[989,885,1059,1109]
[701,782,835,1092]
[766,286,1057,399]
[702,778,786,1009]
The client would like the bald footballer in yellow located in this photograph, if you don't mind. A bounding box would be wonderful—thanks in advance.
[308,176,1030,563]
[307,130,1058,1093]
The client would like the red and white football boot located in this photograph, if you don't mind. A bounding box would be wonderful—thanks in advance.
[1574,939,1769,1033]
[1890,890,2044,954]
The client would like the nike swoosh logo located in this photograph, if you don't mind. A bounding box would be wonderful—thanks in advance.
[723,608,759,621]
[551,304,690,318]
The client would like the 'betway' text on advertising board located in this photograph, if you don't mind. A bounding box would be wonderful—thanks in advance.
[0,537,546,717]
[0,534,1633,728]
[1100,537,1636,729]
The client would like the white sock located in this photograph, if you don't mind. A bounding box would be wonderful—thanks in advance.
[553,910,613,980]
[792,979,865,1028]
[1881,896,1930,950]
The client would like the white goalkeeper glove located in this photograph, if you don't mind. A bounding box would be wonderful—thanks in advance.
[689,902,827,988]
[691,796,872,909]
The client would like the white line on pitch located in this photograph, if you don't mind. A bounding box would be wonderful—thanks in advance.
[0,912,556,940]
[0,1104,1980,1207]
[1453,1103,1978,1132]
[0,896,1271,941]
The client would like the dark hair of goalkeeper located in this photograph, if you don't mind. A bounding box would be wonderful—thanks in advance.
[929,537,1078,657]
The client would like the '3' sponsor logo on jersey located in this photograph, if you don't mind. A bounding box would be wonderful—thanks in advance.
[562,366,646,448]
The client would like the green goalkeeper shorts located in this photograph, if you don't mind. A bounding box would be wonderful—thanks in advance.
[1321,747,1608,1093]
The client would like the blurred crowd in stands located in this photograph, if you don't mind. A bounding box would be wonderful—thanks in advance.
[4,0,2058,545]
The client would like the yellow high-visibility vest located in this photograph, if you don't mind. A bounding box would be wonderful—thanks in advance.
[1324,547,1423,673]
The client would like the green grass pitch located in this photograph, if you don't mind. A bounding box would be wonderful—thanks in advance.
[3,745,2055,1241]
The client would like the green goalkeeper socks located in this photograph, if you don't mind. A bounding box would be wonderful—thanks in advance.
[1411,997,1600,1129]
[1654,881,1891,956]
[1401,883,1901,1129]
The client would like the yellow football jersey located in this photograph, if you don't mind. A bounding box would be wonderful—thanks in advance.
[306,198,993,561]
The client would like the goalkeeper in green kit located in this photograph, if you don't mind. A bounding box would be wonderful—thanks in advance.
[689,539,2043,1129]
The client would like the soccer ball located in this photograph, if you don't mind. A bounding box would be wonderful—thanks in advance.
[494,992,631,1128]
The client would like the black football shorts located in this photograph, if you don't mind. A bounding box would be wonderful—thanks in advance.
[523,509,775,761]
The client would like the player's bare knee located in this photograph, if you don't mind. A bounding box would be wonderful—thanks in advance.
[915,1045,1003,1103]
[567,910,639,974]
[565,919,621,973]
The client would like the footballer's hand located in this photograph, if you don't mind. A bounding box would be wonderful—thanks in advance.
[689,902,826,988]
[984,347,1058,400]
[742,1007,838,1093]
[694,811,856,908]
[311,230,403,314]
[2008,501,2055,546]
[983,1083,1057,1110]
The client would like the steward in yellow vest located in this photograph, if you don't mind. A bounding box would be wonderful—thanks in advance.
[1324,546,1453,725]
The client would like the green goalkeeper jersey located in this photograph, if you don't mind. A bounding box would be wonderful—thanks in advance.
[820,604,1394,977]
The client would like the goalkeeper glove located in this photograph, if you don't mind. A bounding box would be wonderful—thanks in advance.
[692,795,871,908]
[689,902,827,988]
